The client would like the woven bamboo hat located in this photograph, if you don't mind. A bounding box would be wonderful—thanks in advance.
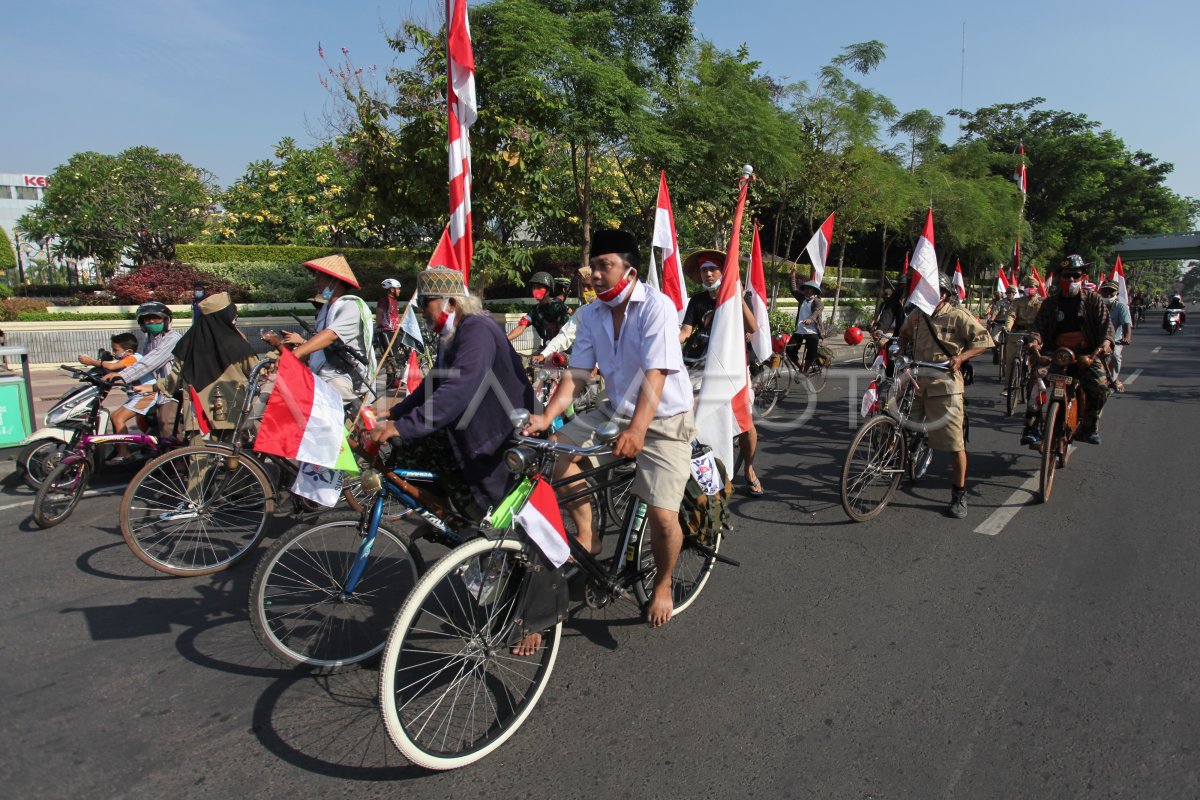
[417,266,466,299]
[302,254,360,289]
[682,249,726,284]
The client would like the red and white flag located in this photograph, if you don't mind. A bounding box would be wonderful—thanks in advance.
[900,250,909,298]
[1111,254,1129,304]
[1014,142,1027,194]
[803,212,835,285]
[696,169,754,471]
[404,349,423,393]
[1030,264,1047,298]
[514,476,570,567]
[996,265,1011,296]
[953,259,967,301]
[908,209,941,315]
[647,171,686,322]
[446,0,476,285]
[253,349,350,469]
[746,223,772,363]
[187,386,211,436]
[1010,239,1021,284]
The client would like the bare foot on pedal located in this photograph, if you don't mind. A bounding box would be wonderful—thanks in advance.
[512,632,542,657]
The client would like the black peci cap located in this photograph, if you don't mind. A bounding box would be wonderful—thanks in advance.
[590,229,640,268]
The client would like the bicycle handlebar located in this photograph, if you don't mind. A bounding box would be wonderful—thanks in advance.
[509,432,617,458]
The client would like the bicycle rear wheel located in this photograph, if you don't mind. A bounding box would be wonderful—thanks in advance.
[250,512,425,672]
[632,510,720,617]
[1005,356,1022,416]
[603,463,636,530]
[751,367,781,418]
[840,415,906,522]
[805,362,829,394]
[19,439,68,491]
[862,341,878,370]
[120,445,274,576]
[379,536,561,770]
[1039,401,1060,503]
[32,460,92,528]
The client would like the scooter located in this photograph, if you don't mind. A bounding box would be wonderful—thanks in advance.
[1163,309,1183,335]
[14,352,114,490]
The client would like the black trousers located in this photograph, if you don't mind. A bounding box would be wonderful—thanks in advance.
[786,334,819,368]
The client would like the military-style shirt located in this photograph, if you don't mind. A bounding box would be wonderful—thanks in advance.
[900,303,991,396]
[1011,295,1043,329]
[988,298,1016,330]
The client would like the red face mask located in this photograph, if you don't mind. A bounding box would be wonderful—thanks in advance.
[597,268,634,306]
[531,287,548,301]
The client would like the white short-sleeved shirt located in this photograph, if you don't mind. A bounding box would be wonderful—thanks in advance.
[311,296,369,383]
[570,281,692,417]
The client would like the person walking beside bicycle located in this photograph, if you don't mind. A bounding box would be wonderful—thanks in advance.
[1020,255,1114,447]
[896,273,992,519]
[525,229,696,630]
[786,266,826,371]
[679,249,763,496]
[1098,280,1131,392]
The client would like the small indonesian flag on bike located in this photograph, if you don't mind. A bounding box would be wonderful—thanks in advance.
[404,349,423,392]
[514,476,570,568]
[861,380,879,418]
[253,349,358,473]
[746,223,772,363]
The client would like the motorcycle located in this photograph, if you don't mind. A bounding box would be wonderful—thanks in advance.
[14,352,115,490]
[1163,309,1183,335]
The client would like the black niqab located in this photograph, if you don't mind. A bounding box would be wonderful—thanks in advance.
[174,304,255,389]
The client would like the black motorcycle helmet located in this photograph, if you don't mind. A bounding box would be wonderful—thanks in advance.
[136,301,173,331]
[542,299,570,326]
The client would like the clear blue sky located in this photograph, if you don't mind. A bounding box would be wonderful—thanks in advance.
[3,0,1197,211]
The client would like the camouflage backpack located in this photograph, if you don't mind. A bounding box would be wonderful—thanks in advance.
[679,452,734,544]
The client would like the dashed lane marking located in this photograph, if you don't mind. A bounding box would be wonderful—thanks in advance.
[974,475,1040,536]
[1124,368,1143,386]
[1152,346,1161,353]
[0,488,123,513]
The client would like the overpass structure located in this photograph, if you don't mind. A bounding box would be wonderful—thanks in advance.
[1111,232,1200,262]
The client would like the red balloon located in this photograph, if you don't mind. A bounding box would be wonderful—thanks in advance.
[772,333,791,354]
[843,326,864,345]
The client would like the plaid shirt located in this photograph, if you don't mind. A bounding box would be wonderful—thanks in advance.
[1029,291,1113,354]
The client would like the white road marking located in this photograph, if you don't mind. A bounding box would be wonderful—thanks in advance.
[974,475,1040,536]
[0,488,123,512]
[1124,368,1143,386]
[1152,346,1161,353]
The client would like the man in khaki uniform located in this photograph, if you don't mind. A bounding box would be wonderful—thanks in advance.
[898,273,993,519]
[1002,276,1044,373]
[986,285,1017,363]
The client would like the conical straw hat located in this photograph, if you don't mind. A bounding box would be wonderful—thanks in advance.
[303,254,360,289]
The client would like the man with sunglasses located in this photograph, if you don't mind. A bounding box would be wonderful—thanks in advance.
[1021,255,1114,446]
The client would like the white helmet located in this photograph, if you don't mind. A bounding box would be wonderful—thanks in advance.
[381,278,402,289]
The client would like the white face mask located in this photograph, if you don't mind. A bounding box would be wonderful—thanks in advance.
[1101,295,1116,306]
[705,278,722,293]
[597,267,635,308]
[1063,281,1082,297]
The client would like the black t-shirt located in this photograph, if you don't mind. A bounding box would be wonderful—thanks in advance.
[1053,293,1084,335]
[682,291,717,360]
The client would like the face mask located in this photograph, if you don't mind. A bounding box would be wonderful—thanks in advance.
[1060,279,1082,297]
[705,278,722,293]
[433,310,456,335]
[194,290,204,299]
[144,322,165,334]
[320,287,335,301]
[1101,295,1116,306]
[531,287,548,301]
[1025,287,1037,297]
[597,268,634,307]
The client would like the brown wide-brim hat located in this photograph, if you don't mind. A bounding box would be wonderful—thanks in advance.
[197,291,233,315]
[682,249,727,285]
[417,266,467,299]
[303,254,360,289]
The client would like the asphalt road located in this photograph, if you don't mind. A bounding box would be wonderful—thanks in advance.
[1,327,1197,799]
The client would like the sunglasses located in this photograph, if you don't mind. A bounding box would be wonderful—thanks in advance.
[1059,272,1084,281]
[417,294,443,308]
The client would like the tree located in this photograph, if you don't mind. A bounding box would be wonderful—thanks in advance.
[0,227,15,273]
[17,147,215,275]
[212,137,381,247]
[889,109,944,172]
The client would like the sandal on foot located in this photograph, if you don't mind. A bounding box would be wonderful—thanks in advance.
[745,477,764,497]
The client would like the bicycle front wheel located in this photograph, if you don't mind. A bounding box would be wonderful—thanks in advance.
[379,536,561,770]
[840,415,906,522]
[1005,357,1022,416]
[862,341,878,370]
[120,446,274,576]
[250,512,425,672]
[603,463,636,530]
[33,460,92,528]
[1039,401,1060,503]
[632,511,720,618]
[752,368,781,418]
[20,439,68,491]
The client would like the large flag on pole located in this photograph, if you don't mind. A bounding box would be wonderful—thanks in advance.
[1010,239,1021,284]
[995,264,1011,296]
[908,209,941,315]
[647,171,686,322]
[746,223,772,363]
[1014,142,1027,194]
[803,212,835,285]
[1111,255,1129,304]
[446,0,476,285]
[953,259,967,301]
[695,167,754,472]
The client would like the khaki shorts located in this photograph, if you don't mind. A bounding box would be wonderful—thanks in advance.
[557,407,696,511]
[909,390,965,452]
